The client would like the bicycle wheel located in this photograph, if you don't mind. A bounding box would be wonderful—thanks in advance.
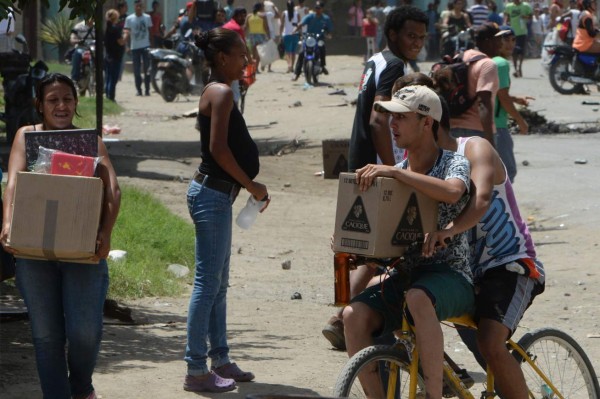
[333,345,424,399]
[514,328,600,399]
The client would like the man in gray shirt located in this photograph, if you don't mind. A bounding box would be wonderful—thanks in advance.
[124,0,153,96]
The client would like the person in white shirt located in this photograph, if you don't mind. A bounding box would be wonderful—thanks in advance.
[123,0,153,96]
[0,7,15,52]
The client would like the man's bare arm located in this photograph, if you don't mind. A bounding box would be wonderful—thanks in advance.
[369,95,395,165]
[477,90,495,147]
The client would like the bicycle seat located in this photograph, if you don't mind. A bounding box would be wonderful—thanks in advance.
[445,313,477,328]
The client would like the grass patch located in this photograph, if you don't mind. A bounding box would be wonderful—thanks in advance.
[74,96,123,129]
[45,61,71,76]
[108,185,195,299]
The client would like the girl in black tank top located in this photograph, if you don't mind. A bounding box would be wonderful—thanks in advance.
[183,28,270,393]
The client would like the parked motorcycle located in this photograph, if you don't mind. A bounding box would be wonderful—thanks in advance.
[156,38,208,102]
[0,34,48,145]
[65,39,96,97]
[440,27,474,59]
[148,45,182,94]
[547,44,599,95]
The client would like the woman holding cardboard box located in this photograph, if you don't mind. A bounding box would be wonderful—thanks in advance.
[0,73,121,399]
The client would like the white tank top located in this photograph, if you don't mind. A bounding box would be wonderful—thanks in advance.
[456,137,543,282]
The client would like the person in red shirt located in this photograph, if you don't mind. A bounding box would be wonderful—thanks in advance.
[222,7,247,42]
[362,9,378,60]
[148,0,163,48]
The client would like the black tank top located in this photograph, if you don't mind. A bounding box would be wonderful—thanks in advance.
[197,97,259,184]
[448,14,467,32]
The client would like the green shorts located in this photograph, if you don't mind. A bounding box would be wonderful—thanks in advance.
[351,264,474,337]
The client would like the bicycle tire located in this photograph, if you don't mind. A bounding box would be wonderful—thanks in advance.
[514,328,600,399]
[333,345,424,399]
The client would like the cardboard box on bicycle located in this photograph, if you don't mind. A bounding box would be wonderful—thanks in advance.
[333,172,438,258]
[8,172,103,264]
[322,139,349,179]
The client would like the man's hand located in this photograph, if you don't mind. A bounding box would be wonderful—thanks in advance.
[356,164,397,192]
[513,95,534,106]
[422,229,453,258]
[517,118,529,135]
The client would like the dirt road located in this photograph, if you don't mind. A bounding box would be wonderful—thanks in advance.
[1,56,599,398]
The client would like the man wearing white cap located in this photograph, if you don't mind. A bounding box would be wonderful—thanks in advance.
[343,86,474,399]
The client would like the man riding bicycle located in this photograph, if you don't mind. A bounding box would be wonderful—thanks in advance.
[343,85,474,399]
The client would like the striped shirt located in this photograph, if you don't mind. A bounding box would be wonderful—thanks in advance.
[468,4,489,28]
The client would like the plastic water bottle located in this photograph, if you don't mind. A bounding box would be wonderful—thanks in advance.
[236,195,266,229]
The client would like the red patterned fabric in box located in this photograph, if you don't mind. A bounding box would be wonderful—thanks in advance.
[50,152,95,177]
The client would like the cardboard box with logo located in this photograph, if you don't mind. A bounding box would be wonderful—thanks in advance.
[333,172,439,257]
[322,139,349,179]
[8,172,103,264]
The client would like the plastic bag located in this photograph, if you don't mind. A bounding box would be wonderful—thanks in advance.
[33,146,103,177]
[257,39,279,66]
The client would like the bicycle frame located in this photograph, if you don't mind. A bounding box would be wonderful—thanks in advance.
[391,312,565,399]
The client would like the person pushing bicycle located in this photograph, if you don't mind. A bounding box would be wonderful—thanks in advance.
[343,85,474,399]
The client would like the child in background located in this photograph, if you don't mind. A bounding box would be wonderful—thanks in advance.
[362,9,378,61]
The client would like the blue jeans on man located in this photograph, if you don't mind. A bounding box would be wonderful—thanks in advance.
[70,47,85,82]
[184,180,236,375]
[16,259,109,398]
[132,47,151,95]
[495,128,517,183]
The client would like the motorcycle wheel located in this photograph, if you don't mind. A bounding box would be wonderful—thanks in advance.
[151,67,161,93]
[161,78,178,102]
[304,60,314,86]
[549,58,580,95]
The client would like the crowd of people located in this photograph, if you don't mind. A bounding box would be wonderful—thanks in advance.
[4,0,600,397]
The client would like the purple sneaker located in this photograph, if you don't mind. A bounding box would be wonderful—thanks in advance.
[212,362,255,382]
[183,371,236,393]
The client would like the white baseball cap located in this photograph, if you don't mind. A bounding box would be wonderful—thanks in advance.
[374,85,442,122]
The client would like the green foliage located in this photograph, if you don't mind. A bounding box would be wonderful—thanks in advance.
[108,186,195,299]
[39,12,75,62]
[1,0,106,20]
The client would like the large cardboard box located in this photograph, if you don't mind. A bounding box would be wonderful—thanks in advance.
[8,172,103,264]
[322,139,349,179]
[333,172,439,257]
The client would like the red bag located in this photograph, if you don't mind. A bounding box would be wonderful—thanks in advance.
[50,152,96,177]
[558,18,570,42]
[242,63,257,88]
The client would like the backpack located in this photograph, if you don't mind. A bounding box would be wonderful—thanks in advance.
[430,52,486,118]
[194,0,216,20]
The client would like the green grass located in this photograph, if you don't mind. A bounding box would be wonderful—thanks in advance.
[74,96,122,128]
[45,61,71,76]
[108,185,195,299]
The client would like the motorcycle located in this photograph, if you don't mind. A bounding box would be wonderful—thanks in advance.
[440,27,474,59]
[300,31,325,86]
[547,44,599,95]
[147,41,182,94]
[65,39,95,97]
[0,34,48,145]
[156,37,208,102]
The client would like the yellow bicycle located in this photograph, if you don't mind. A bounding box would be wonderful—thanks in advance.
[333,306,600,399]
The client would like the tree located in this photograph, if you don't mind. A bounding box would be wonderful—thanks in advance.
[1,0,102,19]
[39,12,75,63]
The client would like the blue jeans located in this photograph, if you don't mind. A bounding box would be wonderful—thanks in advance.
[495,128,517,183]
[70,47,85,82]
[184,180,236,375]
[16,259,109,398]
[104,57,121,101]
[131,47,150,94]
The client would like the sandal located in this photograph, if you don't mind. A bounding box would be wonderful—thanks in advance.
[212,362,255,382]
[183,371,236,392]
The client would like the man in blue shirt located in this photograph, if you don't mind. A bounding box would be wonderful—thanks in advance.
[292,1,333,80]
